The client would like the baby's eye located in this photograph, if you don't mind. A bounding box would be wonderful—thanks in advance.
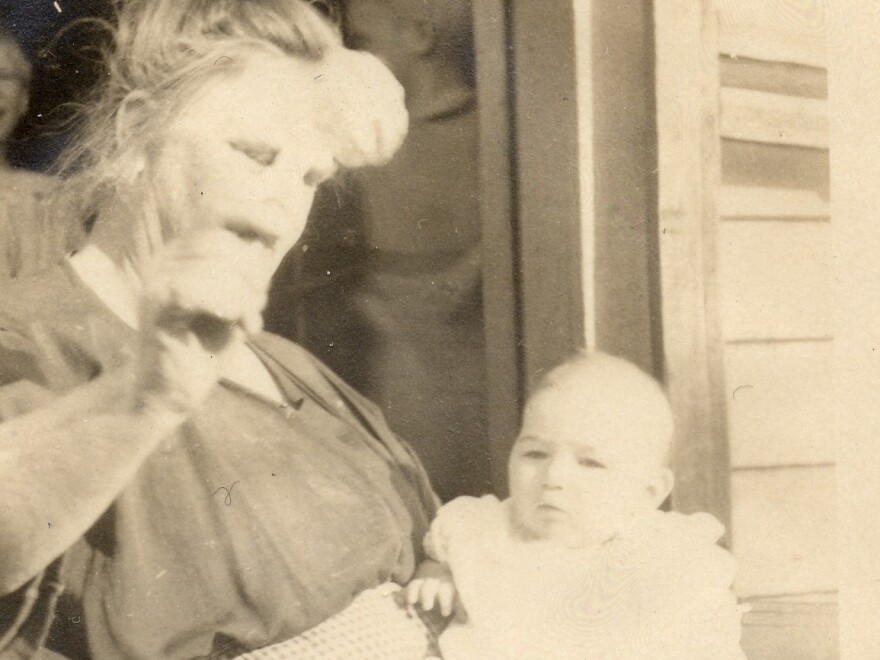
[522,450,549,460]
[230,140,278,167]
[578,457,605,469]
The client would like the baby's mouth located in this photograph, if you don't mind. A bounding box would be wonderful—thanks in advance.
[223,218,279,249]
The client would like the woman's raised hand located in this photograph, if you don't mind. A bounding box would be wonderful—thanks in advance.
[314,48,409,169]
[135,229,275,414]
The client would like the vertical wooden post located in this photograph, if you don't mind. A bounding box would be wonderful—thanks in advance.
[653,0,732,524]
[473,0,522,494]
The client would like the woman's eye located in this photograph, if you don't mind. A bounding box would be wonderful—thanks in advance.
[522,450,548,460]
[230,141,278,167]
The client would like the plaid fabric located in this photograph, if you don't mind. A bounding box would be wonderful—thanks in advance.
[236,585,441,660]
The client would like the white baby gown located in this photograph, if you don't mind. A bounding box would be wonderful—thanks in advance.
[428,495,747,660]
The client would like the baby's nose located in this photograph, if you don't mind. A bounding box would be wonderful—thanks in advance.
[542,453,574,488]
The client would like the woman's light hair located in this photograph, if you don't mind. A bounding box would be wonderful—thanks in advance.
[56,0,342,224]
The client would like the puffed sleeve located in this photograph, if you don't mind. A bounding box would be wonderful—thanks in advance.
[628,512,748,660]
[423,495,504,565]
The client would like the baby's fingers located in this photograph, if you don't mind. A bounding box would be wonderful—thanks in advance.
[418,579,440,612]
[406,579,424,607]
[437,582,456,618]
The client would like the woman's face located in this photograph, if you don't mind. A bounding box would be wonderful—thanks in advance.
[144,51,339,269]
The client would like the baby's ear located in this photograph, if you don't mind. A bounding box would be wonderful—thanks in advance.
[645,467,674,508]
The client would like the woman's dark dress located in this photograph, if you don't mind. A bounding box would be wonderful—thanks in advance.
[0,263,437,659]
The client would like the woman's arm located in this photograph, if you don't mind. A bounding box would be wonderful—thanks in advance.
[0,231,261,593]
[0,364,188,594]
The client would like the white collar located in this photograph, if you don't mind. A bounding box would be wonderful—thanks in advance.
[68,243,141,329]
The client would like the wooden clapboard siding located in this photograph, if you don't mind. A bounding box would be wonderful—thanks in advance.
[721,88,828,148]
[741,600,839,660]
[714,4,836,643]
[720,56,828,99]
[651,0,837,654]
[718,221,832,341]
[720,185,829,219]
[722,141,830,197]
[730,466,837,598]
[725,340,834,467]
[656,6,837,645]
[717,0,827,68]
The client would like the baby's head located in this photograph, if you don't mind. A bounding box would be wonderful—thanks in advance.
[508,351,675,548]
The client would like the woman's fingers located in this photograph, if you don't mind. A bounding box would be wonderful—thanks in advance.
[315,48,408,168]
[143,228,274,340]
[135,228,274,415]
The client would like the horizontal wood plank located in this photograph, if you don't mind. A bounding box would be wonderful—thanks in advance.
[720,185,829,219]
[720,56,827,100]
[717,0,828,68]
[718,221,832,341]
[721,88,828,149]
[731,466,837,598]
[725,340,834,467]
[741,599,839,660]
[722,140,830,197]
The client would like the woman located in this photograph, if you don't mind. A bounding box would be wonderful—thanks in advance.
[0,1,437,657]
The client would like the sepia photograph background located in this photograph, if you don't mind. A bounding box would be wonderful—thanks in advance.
[3,0,879,658]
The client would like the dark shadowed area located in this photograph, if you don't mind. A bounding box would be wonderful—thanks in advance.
[1,0,113,171]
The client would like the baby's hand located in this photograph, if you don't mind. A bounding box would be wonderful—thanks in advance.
[406,561,457,618]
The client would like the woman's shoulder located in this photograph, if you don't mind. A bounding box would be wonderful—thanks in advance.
[0,264,133,392]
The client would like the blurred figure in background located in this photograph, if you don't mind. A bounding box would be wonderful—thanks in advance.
[0,24,80,279]
[267,0,488,501]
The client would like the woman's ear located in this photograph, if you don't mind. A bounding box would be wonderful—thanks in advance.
[115,91,154,180]
[645,467,675,508]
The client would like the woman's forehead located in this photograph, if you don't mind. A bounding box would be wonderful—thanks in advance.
[179,52,328,128]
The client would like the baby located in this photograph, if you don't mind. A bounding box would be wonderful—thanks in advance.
[407,351,747,660]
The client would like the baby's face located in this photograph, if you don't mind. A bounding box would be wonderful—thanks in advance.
[508,382,672,548]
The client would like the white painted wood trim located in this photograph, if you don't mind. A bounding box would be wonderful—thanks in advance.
[573,0,596,350]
